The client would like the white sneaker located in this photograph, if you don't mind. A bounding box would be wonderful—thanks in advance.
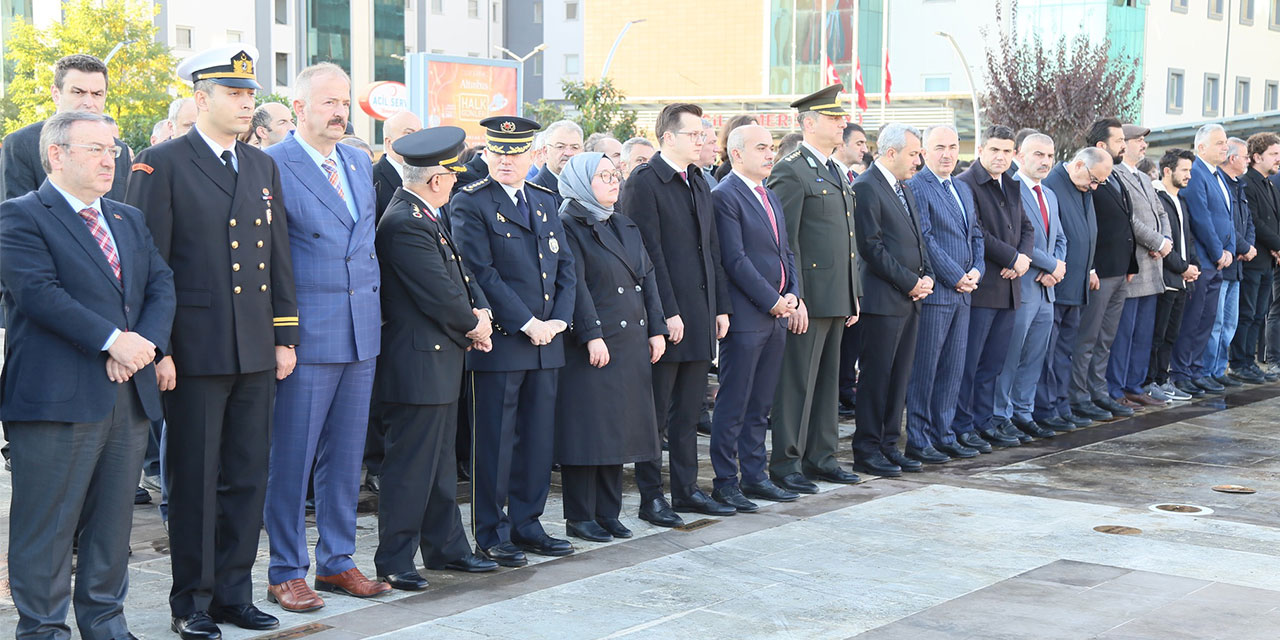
[1161,382,1192,401]
[141,474,162,492]
[1144,383,1169,402]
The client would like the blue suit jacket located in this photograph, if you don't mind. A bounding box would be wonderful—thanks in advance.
[1184,157,1236,272]
[907,168,984,306]
[1014,174,1068,304]
[266,133,380,364]
[1042,163,1097,306]
[712,172,798,332]
[0,181,175,423]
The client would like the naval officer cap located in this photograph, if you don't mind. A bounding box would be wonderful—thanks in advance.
[790,83,848,117]
[393,125,468,172]
[479,116,541,155]
[178,44,262,90]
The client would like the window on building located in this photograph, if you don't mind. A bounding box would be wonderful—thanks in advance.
[1167,69,1185,114]
[275,53,288,85]
[533,55,543,76]
[1271,0,1280,28]
[493,1,500,21]
[468,51,480,57]
[564,53,580,76]
[923,75,951,92]
[176,26,192,49]
[1236,77,1252,114]
[1204,73,1221,115]
[468,0,478,18]
[227,30,242,43]
[565,0,578,20]
[533,0,543,22]
[1242,0,1256,23]
[275,0,288,24]
[1209,0,1225,18]
[431,0,443,14]
[1266,81,1279,110]
[1171,0,1188,12]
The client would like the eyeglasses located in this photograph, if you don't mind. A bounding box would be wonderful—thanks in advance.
[1088,173,1108,187]
[550,143,583,153]
[671,130,708,142]
[593,170,623,184]
[61,143,122,159]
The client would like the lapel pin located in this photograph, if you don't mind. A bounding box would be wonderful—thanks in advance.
[112,213,122,219]
[497,213,506,223]
[549,238,560,253]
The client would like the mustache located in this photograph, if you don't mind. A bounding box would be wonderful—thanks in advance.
[328,117,347,127]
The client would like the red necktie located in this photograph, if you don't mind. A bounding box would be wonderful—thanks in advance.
[78,207,121,281]
[1032,184,1050,232]
[755,186,785,293]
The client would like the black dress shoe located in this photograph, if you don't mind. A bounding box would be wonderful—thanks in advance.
[566,520,613,542]
[363,474,380,493]
[135,486,152,504]
[172,612,221,640]
[429,552,499,573]
[994,419,1032,443]
[512,533,574,557]
[883,448,924,471]
[1214,373,1243,387]
[1038,415,1076,433]
[905,445,950,464]
[838,402,856,418]
[978,427,1020,448]
[957,431,993,453]
[851,452,902,477]
[477,542,528,567]
[672,489,738,516]
[1094,396,1134,417]
[1011,417,1056,439]
[379,570,429,590]
[712,486,759,512]
[209,603,278,630]
[1064,412,1093,427]
[1172,380,1205,397]
[456,464,470,482]
[935,441,979,458]
[771,472,819,494]
[741,479,800,502]
[638,497,684,527]
[1072,402,1114,421]
[804,466,861,484]
[1194,376,1225,393]
[595,517,633,538]
[660,437,669,451]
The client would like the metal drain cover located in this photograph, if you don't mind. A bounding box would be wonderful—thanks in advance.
[1212,485,1257,494]
[1149,503,1213,515]
[1094,525,1142,535]
[675,518,718,532]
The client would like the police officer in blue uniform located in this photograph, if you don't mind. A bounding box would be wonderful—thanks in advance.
[451,116,577,566]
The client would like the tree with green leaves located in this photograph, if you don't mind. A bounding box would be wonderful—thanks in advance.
[3,0,184,152]
[523,78,639,141]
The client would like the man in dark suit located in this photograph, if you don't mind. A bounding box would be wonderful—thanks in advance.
[953,126,1034,450]
[371,110,421,223]
[529,120,584,203]
[373,127,498,591]
[262,63,389,610]
[1235,133,1280,382]
[2,54,132,201]
[1035,148,1109,429]
[126,45,299,639]
[1148,149,1201,399]
[709,124,801,512]
[903,124,984,462]
[622,103,735,526]
[451,116,576,566]
[2,111,175,640]
[765,85,861,493]
[851,123,934,477]
[1069,118,1139,422]
[836,124,868,417]
[1172,124,1235,396]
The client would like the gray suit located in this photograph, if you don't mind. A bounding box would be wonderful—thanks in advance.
[1113,166,1172,299]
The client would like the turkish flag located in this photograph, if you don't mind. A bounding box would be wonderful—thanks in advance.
[883,49,892,105]
[823,57,840,87]
[853,57,868,111]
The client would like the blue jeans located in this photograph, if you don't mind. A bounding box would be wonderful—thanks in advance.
[1203,278,1240,378]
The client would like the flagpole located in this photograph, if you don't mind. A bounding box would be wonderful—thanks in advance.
[820,0,828,90]
[852,0,859,117]
[880,0,888,128]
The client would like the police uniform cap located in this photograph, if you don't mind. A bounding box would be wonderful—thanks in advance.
[393,125,468,172]
[790,84,848,117]
[480,116,541,155]
[178,44,262,90]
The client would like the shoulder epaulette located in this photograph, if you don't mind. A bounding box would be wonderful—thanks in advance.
[782,150,802,162]
[526,181,555,194]
[461,176,490,193]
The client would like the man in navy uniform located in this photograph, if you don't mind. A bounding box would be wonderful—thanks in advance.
[451,116,576,566]
[126,44,299,640]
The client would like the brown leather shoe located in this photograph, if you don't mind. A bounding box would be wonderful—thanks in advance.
[267,578,325,613]
[1124,392,1166,407]
[1115,396,1144,410]
[314,568,392,598]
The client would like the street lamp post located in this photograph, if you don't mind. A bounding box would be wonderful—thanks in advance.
[494,44,547,64]
[104,39,138,64]
[600,19,646,79]
[935,31,981,154]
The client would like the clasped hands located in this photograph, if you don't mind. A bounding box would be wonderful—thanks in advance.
[1035,259,1067,288]
[908,275,934,302]
[1000,253,1032,280]
[954,268,981,293]
[523,317,567,346]
[467,308,493,352]
[105,331,156,384]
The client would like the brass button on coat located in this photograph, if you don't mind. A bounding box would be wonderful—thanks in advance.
[233,286,242,294]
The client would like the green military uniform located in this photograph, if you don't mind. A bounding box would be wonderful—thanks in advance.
[767,84,861,484]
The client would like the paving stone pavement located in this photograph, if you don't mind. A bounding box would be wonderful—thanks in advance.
[3,382,1280,639]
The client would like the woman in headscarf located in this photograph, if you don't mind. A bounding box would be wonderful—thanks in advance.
[555,152,668,543]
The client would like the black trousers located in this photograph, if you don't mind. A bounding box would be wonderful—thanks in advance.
[837,322,862,404]
[165,369,275,617]
[1147,289,1188,385]
[1231,266,1271,369]
[636,359,711,502]
[561,464,623,522]
[363,401,385,476]
[374,401,470,575]
[853,311,920,460]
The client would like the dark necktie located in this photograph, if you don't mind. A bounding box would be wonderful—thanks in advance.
[1032,184,1050,232]
[826,159,843,184]
[893,181,909,212]
[942,178,965,224]
[514,189,531,227]
[78,207,121,281]
[220,150,237,185]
